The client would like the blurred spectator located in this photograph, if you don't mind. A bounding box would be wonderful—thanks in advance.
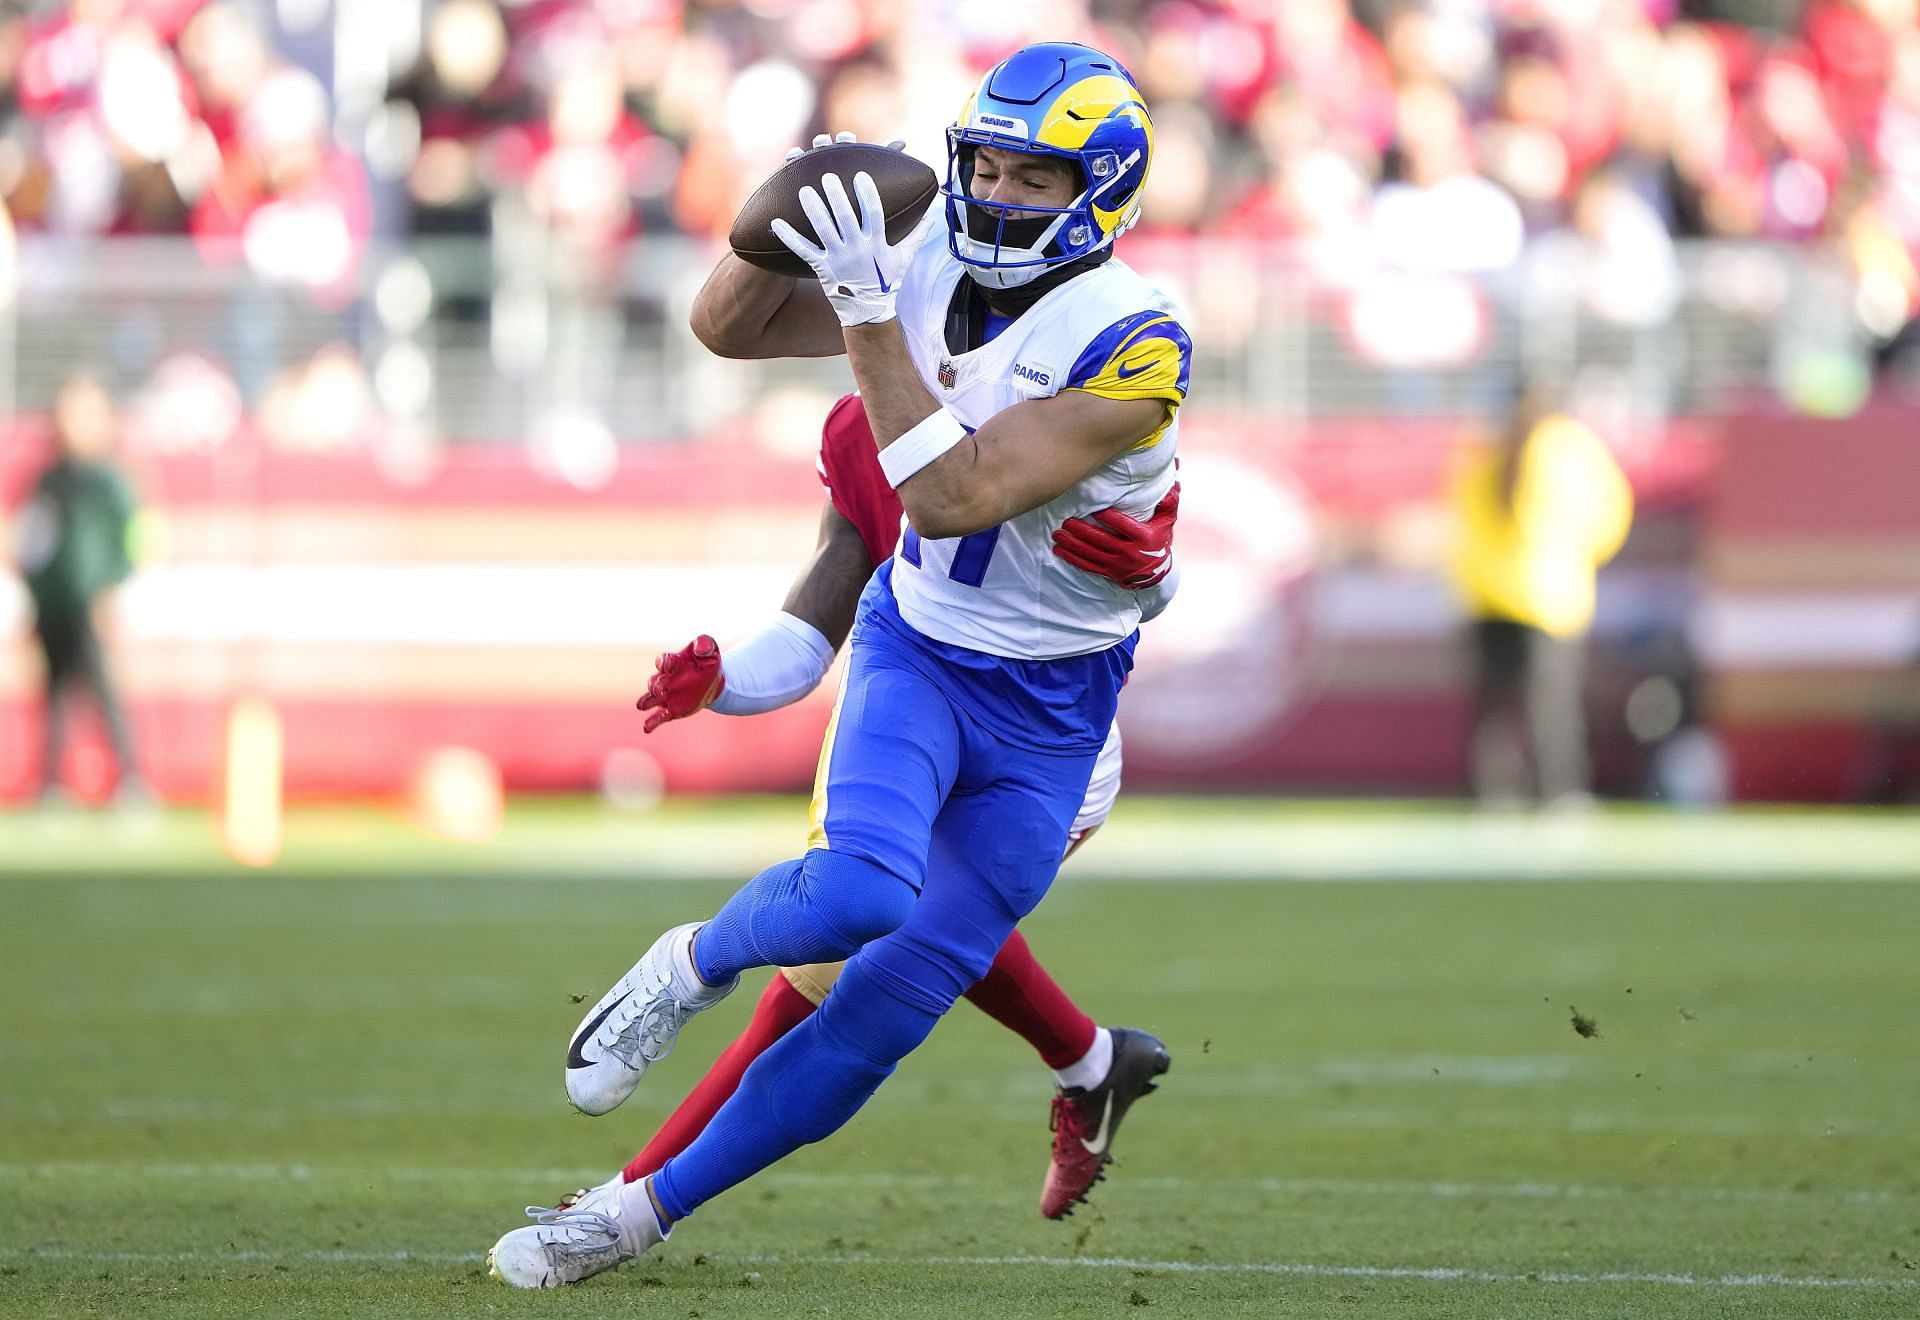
[1446,377,1635,806]
[4,0,1917,255]
[1374,80,1525,273]
[256,342,373,452]
[174,3,269,157]
[11,372,148,806]
[190,64,370,302]
[1270,0,1398,155]
[0,0,1918,439]
[1565,168,1683,328]
[385,0,522,239]
[1219,86,1374,281]
[188,64,371,401]
[1351,80,1522,378]
[491,48,649,261]
[6,0,210,235]
[1137,99,1219,235]
[1829,163,1920,373]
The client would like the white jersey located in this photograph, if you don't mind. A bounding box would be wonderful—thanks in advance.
[888,245,1190,661]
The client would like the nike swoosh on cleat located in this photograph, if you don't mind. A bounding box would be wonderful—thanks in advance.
[1079,1093,1117,1157]
[566,993,632,1070]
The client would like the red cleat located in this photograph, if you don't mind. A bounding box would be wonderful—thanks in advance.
[1041,1027,1170,1219]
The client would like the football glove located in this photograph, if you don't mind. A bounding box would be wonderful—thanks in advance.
[771,150,933,328]
[636,635,725,734]
[786,131,907,163]
[1051,482,1180,590]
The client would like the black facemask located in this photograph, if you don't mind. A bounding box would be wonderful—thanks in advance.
[960,204,1059,251]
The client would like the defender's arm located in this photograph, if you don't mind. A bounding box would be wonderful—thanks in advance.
[778,502,878,649]
[637,501,871,731]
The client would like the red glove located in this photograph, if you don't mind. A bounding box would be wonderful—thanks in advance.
[1050,482,1180,589]
[636,636,726,733]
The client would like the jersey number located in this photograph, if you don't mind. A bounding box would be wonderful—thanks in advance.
[901,526,1002,588]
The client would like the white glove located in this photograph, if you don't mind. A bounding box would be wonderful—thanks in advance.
[786,131,906,163]
[772,169,934,328]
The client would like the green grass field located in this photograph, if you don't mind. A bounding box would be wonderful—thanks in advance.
[3,800,1918,1317]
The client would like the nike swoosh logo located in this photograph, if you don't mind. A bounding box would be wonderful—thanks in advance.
[1080,1093,1117,1156]
[874,260,890,294]
[566,993,631,1070]
[1115,358,1153,380]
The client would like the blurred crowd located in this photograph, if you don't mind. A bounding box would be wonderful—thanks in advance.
[0,0,1916,431]
[4,0,1916,244]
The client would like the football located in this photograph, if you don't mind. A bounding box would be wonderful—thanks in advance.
[729,142,940,278]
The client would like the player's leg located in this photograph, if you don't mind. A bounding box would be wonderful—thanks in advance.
[619,972,821,1182]
[494,653,962,1286]
[967,924,1172,1218]
[627,731,1111,1194]
[688,655,965,979]
[965,928,1097,1071]
[961,723,1121,1072]
[561,650,959,1118]
[646,745,1092,1225]
[497,967,835,1285]
[959,727,1170,1218]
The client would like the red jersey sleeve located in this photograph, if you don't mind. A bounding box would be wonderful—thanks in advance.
[816,393,905,571]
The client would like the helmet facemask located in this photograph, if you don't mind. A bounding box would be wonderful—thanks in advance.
[944,138,1110,290]
[939,42,1153,290]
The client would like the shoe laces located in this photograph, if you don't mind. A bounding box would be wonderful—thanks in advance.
[1048,1090,1092,1153]
[524,1202,621,1253]
[604,996,688,1069]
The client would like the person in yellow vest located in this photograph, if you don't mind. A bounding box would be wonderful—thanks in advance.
[1447,380,1634,805]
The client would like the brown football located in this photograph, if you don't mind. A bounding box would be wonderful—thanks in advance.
[728,142,941,278]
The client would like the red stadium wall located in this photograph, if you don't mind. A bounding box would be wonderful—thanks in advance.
[3,410,1902,804]
[0,423,839,801]
[1697,402,1920,801]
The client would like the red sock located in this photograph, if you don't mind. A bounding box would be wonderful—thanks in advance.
[621,973,818,1182]
[963,930,1098,1071]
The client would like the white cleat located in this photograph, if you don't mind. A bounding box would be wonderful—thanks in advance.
[565,922,737,1116]
[486,1178,669,1288]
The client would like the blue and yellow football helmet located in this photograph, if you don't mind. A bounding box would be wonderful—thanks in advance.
[944,42,1154,289]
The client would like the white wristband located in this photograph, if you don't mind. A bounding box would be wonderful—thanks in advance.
[878,408,967,488]
[710,612,837,716]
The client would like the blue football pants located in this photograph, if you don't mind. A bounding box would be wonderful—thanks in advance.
[651,633,1098,1220]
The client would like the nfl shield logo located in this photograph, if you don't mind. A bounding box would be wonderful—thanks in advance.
[937,359,956,390]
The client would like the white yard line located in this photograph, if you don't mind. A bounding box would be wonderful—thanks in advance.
[0,1162,1909,1207]
[785,1253,1919,1290]
[2,1092,1903,1136]
[0,1245,1912,1291]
